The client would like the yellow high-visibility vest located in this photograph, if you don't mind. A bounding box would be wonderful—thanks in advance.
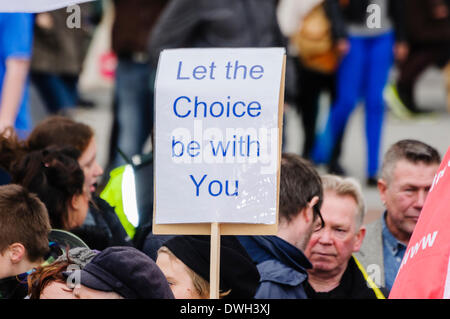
[100,165,138,239]
[353,255,386,299]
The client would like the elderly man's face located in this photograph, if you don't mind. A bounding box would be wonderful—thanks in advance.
[379,160,439,243]
[305,191,365,276]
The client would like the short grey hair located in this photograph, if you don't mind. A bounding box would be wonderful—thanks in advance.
[321,174,366,228]
[381,139,441,185]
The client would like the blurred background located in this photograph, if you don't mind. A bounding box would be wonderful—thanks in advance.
[24,0,450,223]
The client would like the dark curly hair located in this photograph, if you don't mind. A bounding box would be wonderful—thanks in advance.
[0,116,93,173]
[11,146,85,230]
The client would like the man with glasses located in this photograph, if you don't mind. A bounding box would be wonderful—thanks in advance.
[239,153,324,298]
[304,174,386,299]
[355,139,441,293]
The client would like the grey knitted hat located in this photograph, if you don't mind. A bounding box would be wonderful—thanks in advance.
[56,247,99,269]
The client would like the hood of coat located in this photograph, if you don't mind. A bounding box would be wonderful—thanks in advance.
[238,235,312,274]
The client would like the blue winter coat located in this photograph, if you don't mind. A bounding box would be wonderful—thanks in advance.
[238,235,312,299]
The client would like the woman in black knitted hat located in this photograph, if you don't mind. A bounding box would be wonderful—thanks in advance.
[156,235,260,299]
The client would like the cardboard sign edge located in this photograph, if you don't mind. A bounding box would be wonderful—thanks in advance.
[152,52,286,236]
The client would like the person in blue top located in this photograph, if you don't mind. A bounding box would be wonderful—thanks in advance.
[239,153,324,299]
[0,13,34,138]
[311,0,408,186]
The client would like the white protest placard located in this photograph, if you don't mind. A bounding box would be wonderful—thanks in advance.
[0,0,94,13]
[153,48,285,234]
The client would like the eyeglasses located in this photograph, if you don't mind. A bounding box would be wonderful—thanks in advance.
[312,200,325,230]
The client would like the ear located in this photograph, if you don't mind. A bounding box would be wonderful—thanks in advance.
[353,226,366,252]
[308,196,319,209]
[8,243,26,264]
[299,207,311,224]
[302,195,319,223]
[71,194,83,211]
[377,178,388,206]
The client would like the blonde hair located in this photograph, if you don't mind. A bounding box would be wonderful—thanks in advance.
[157,246,230,298]
[321,174,366,228]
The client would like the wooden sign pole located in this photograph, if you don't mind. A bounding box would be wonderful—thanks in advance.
[153,50,285,237]
[152,49,286,299]
[209,222,221,299]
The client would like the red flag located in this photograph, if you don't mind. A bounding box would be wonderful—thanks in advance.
[389,147,450,299]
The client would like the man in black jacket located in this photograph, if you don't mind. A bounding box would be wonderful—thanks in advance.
[304,175,387,298]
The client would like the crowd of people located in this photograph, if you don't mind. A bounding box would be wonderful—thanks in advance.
[0,0,448,300]
[0,133,442,299]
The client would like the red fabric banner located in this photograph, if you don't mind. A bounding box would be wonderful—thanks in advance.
[389,147,450,299]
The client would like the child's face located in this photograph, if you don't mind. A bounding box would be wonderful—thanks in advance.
[0,249,13,279]
[156,252,205,299]
[0,244,43,280]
